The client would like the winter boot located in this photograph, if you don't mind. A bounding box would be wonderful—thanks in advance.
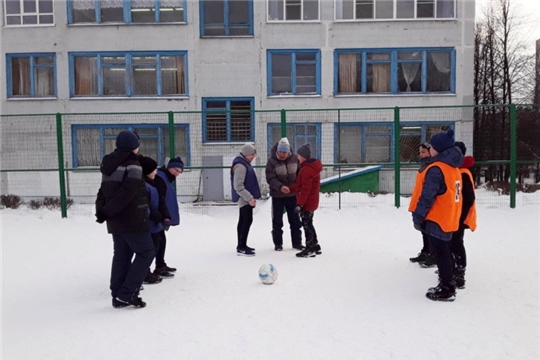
[143,270,163,285]
[418,253,436,268]
[454,266,466,289]
[295,244,321,258]
[409,250,429,263]
[275,245,283,251]
[426,282,456,302]
[163,263,177,272]
[154,267,175,278]
[292,244,305,251]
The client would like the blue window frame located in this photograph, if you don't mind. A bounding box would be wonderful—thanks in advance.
[267,49,321,96]
[200,0,253,36]
[267,123,321,159]
[69,51,188,97]
[67,0,187,24]
[334,122,453,163]
[334,47,456,95]
[71,123,190,167]
[202,97,254,143]
[267,0,320,21]
[6,53,57,98]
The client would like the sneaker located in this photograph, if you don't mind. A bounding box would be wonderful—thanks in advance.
[418,254,436,268]
[292,244,305,250]
[246,246,256,251]
[409,251,429,263]
[112,298,129,309]
[115,296,147,308]
[275,245,283,251]
[163,264,177,273]
[154,268,175,278]
[237,246,255,257]
[143,272,163,285]
[426,283,456,302]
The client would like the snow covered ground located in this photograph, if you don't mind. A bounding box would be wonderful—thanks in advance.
[2,191,539,360]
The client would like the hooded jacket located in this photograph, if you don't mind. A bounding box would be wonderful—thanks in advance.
[409,146,464,241]
[265,142,299,198]
[290,158,323,211]
[95,149,149,234]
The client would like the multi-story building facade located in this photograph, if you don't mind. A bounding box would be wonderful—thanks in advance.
[1,0,475,201]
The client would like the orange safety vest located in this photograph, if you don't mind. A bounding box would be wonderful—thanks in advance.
[409,162,462,232]
[460,168,477,231]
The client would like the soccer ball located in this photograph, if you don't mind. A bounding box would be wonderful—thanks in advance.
[258,264,278,285]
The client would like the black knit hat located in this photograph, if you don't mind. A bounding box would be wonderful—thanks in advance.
[139,156,158,175]
[167,157,185,170]
[116,131,140,152]
[455,141,467,155]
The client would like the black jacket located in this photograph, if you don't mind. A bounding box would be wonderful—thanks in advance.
[265,143,300,198]
[95,150,150,234]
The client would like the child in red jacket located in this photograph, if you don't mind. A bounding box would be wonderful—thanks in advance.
[290,143,323,258]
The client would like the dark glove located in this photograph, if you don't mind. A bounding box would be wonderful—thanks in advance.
[413,222,424,232]
[294,205,303,214]
[95,210,107,224]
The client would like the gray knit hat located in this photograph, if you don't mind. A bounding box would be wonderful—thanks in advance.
[241,143,256,156]
[297,143,311,159]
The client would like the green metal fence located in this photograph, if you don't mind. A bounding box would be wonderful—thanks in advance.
[1,104,539,217]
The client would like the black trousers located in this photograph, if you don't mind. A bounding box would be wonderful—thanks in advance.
[421,232,431,253]
[450,225,467,269]
[300,210,318,249]
[110,231,154,301]
[428,234,454,286]
[237,204,254,248]
[271,196,302,246]
[154,230,167,269]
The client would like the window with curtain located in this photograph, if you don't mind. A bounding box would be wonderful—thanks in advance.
[7,54,55,98]
[335,48,454,95]
[335,0,455,20]
[71,52,188,97]
[69,0,187,24]
[200,0,253,36]
[267,123,321,159]
[4,0,54,25]
[267,0,319,21]
[268,49,321,95]
[203,98,254,143]
[72,124,190,167]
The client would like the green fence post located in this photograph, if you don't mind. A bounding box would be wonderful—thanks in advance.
[280,109,286,137]
[509,104,517,208]
[56,113,67,218]
[168,111,176,158]
[394,106,401,208]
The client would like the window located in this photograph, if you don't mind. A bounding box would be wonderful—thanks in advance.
[267,50,321,96]
[202,98,254,142]
[6,53,56,98]
[200,0,253,36]
[267,0,319,21]
[72,124,190,167]
[335,48,455,95]
[399,123,451,161]
[268,123,321,159]
[4,0,54,25]
[334,122,453,163]
[335,0,455,20]
[68,0,187,24]
[70,51,188,97]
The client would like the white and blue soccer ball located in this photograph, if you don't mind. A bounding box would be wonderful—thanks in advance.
[258,264,278,285]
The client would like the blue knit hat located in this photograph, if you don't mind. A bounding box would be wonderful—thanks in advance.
[116,131,140,152]
[430,130,455,153]
[167,157,184,170]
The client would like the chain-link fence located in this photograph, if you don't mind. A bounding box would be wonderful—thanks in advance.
[1,104,539,217]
